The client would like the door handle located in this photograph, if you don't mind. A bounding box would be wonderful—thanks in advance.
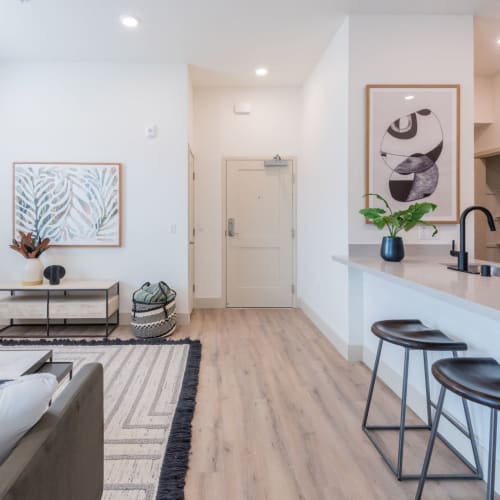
[227,218,236,237]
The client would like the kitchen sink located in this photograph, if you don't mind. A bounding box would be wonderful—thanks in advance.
[442,263,500,276]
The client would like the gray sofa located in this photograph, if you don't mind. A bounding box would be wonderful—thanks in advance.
[0,363,104,500]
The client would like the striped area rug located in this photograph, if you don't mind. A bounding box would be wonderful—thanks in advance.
[1,339,201,500]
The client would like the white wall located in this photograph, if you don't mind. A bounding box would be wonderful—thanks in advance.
[348,15,475,247]
[193,87,301,299]
[299,19,351,354]
[0,62,190,314]
[298,14,475,357]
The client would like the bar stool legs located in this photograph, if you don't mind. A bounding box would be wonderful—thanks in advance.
[397,348,410,478]
[423,351,432,426]
[415,386,446,499]
[363,339,482,481]
[362,339,383,429]
[487,409,497,500]
[416,391,496,500]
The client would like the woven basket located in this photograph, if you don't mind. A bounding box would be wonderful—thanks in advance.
[131,300,176,338]
[131,284,177,338]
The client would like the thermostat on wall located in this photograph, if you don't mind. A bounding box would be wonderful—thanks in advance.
[145,125,158,138]
[234,103,251,115]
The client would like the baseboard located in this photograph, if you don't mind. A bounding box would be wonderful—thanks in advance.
[194,297,225,309]
[119,312,131,325]
[298,297,362,361]
[176,313,191,326]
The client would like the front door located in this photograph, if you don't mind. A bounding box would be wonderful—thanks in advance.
[226,158,294,307]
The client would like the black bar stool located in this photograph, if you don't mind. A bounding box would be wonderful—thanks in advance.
[417,357,500,499]
[363,320,482,481]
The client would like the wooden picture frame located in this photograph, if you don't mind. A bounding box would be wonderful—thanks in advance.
[365,84,460,224]
[13,162,122,247]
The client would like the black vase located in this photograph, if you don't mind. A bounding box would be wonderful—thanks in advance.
[380,236,404,262]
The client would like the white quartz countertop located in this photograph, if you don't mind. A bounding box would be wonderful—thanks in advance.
[333,256,500,320]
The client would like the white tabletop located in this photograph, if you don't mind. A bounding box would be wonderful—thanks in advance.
[0,280,118,291]
[0,350,51,379]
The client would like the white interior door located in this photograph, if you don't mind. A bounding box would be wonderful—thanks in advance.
[226,158,294,308]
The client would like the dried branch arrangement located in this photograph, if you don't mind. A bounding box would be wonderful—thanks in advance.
[10,231,51,259]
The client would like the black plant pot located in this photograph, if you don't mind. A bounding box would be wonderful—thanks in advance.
[380,236,404,262]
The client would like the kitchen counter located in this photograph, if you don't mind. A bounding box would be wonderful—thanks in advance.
[333,256,500,321]
[330,254,500,474]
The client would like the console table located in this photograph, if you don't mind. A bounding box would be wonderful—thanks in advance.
[0,281,119,338]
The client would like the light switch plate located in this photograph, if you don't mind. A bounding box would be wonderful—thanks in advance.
[418,226,436,240]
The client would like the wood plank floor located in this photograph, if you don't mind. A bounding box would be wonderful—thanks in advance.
[3,308,495,499]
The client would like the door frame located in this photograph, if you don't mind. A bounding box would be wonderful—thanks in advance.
[188,145,195,313]
[221,156,297,308]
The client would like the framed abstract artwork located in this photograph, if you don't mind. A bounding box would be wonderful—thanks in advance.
[366,85,460,224]
[13,162,122,247]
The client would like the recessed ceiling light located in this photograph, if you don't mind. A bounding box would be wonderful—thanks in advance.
[405,95,415,100]
[255,67,268,77]
[120,15,140,29]
[496,38,500,45]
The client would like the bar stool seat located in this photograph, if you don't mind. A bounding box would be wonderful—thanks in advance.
[372,320,468,351]
[433,358,500,410]
[363,319,482,482]
[417,358,500,499]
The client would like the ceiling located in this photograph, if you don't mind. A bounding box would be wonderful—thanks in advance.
[1,0,499,86]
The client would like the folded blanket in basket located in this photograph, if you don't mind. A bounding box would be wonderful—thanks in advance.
[133,281,175,304]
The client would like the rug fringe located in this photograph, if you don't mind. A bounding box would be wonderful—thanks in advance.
[0,337,199,346]
[156,340,202,500]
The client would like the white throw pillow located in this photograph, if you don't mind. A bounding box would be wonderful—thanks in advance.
[0,373,58,464]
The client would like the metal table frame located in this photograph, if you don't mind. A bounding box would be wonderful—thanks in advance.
[0,282,119,338]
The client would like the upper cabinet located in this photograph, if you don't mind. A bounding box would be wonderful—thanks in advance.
[475,76,494,126]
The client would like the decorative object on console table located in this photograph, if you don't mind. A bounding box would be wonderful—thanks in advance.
[13,162,122,247]
[43,265,66,285]
[359,193,438,262]
[9,231,51,285]
[366,84,460,224]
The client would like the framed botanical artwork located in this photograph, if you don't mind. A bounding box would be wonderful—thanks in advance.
[366,84,460,223]
[13,162,122,247]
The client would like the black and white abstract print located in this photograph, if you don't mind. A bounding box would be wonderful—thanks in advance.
[380,108,443,203]
[366,86,459,223]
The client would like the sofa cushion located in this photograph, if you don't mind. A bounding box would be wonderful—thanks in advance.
[0,373,57,464]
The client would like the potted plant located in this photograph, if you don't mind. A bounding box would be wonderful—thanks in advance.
[10,231,51,285]
[359,193,438,262]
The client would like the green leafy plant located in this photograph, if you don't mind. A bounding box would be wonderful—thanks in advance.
[359,193,438,238]
[10,231,51,259]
